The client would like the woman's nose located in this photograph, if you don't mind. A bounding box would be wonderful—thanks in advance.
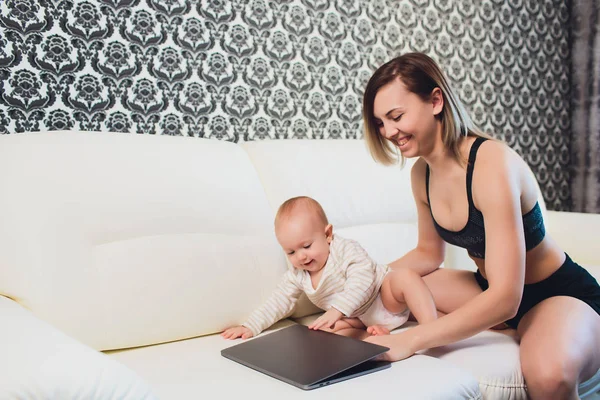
[381,121,397,139]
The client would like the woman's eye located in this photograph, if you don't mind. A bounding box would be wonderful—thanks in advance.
[393,114,402,121]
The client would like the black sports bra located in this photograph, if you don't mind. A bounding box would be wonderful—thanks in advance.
[426,137,546,259]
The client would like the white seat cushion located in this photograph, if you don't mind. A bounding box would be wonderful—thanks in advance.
[107,320,482,399]
[421,327,526,399]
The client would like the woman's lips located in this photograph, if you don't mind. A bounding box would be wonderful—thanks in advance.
[397,135,412,147]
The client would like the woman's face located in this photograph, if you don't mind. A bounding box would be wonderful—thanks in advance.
[372,78,442,158]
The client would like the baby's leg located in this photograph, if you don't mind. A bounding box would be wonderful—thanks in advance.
[329,317,365,332]
[366,325,390,336]
[319,318,368,339]
[381,268,437,324]
[335,327,370,340]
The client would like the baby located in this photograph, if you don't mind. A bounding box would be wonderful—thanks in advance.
[221,196,437,340]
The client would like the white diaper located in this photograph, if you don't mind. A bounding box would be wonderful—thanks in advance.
[357,293,410,331]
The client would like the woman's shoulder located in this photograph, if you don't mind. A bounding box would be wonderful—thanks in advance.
[474,137,523,172]
[471,137,534,200]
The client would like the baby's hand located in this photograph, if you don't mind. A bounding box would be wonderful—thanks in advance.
[221,326,254,340]
[309,308,344,331]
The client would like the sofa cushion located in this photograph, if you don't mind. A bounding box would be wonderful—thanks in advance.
[0,296,157,400]
[421,327,526,399]
[0,132,288,351]
[296,313,525,399]
[107,320,482,399]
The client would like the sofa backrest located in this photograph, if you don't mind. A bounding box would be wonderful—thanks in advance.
[0,132,285,351]
[242,139,420,268]
[243,139,425,317]
[0,132,546,351]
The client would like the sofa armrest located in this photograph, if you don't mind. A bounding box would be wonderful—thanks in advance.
[546,210,600,267]
[0,295,158,400]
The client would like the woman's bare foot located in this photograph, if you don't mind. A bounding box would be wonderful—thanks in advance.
[366,325,390,336]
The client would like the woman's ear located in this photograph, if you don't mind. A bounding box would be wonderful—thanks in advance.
[431,87,444,116]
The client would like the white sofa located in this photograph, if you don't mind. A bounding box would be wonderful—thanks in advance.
[0,131,598,400]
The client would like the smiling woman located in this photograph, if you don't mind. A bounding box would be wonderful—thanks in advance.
[363,53,491,167]
[361,52,600,400]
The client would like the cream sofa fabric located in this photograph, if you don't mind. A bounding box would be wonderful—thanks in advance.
[108,320,481,400]
[0,295,157,400]
[0,131,598,399]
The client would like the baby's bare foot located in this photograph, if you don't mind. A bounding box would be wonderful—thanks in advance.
[366,325,390,336]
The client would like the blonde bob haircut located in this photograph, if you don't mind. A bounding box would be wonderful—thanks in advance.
[362,52,491,167]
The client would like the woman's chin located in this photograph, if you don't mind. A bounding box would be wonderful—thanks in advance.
[399,146,418,158]
[397,138,417,156]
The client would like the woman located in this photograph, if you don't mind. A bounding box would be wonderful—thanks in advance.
[362,52,600,399]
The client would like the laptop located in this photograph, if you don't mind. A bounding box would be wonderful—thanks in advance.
[221,324,391,390]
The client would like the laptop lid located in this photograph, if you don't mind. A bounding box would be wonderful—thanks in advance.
[221,324,391,390]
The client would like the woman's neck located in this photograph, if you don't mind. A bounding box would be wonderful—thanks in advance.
[422,136,470,174]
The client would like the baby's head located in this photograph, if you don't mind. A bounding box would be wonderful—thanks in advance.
[274,196,333,273]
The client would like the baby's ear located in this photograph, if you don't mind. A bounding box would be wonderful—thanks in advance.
[325,224,333,243]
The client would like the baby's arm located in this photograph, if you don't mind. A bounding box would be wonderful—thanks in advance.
[329,244,380,319]
[308,307,344,331]
[221,270,303,339]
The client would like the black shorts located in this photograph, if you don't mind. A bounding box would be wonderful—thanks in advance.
[474,253,600,329]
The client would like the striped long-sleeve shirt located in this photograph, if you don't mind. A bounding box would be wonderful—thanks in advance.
[243,235,388,336]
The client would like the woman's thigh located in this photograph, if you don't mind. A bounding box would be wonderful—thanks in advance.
[518,296,600,386]
[421,268,483,314]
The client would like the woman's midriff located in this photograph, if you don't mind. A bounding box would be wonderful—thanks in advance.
[471,236,566,285]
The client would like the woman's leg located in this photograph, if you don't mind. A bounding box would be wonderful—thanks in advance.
[420,268,511,329]
[419,268,483,314]
[517,296,600,399]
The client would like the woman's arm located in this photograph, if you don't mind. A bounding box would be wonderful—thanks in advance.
[388,159,446,276]
[369,143,526,360]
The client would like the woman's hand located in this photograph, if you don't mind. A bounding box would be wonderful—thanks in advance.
[364,332,416,362]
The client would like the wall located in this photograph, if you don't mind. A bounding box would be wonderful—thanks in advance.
[0,0,571,210]
[571,0,600,213]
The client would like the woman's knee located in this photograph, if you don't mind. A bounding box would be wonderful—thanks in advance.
[521,351,578,399]
[518,297,600,399]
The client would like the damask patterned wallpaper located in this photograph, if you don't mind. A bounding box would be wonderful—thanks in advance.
[0,0,571,210]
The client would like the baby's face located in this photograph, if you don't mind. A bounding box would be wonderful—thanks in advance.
[275,211,331,273]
